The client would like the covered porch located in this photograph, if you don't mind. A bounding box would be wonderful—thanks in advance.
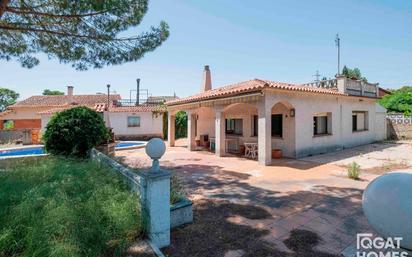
[167,94,296,166]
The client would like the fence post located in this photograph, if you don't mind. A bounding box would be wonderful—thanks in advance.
[142,138,170,248]
[141,170,171,248]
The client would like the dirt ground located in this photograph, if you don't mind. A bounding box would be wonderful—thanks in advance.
[302,140,412,173]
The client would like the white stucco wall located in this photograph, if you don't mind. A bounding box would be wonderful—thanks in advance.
[264,90,386,158]
[196,107,215,138]
[172,89,386,159]
[108,111,163,137]
[40,114,52,132]
[2,107,51,120]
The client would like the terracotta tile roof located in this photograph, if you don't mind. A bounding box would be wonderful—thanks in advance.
[11,94,121,107]
[166,79,346,106]
[37,103,107,114]
[108,105,167,113]
[0,110,13,117]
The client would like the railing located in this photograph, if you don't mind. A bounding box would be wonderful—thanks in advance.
[387,113,412,125]
[115,98,166,107]
[302,79,338,89]
[303,77,379,97]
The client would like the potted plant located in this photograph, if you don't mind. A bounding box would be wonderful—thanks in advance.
[272,149,282,159]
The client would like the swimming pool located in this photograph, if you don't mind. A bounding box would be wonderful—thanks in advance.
[0,146,46,158]
[115,141,147,150]
[0,141,147,159]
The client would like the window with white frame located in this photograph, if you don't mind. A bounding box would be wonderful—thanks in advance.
[127,116,140,127]
[313,113,332,136]
[352,111,368,132]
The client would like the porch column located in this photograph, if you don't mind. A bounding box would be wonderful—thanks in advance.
[167,112,175,147]
[258,99,272,165]
[215,109,226,157]
[187,111,196,151]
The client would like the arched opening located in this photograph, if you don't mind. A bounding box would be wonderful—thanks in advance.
[270,101,296,158]
[221,103,259,155]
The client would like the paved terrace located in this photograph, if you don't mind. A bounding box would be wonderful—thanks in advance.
[116,140,393,257]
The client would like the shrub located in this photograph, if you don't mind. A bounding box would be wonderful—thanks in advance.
[170,174,185,204]
[347,162,361,180]
[175,111,187,139]
[43,107,109,157]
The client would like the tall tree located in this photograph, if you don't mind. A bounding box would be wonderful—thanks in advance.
[0,87,19,111]
[43,89,64,95]
[0,0,169,70]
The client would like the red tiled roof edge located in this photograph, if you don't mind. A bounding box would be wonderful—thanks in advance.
[166,79,346,106]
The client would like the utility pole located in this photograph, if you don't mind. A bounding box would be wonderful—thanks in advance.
[313,70,321,82]
[335,33,341,76]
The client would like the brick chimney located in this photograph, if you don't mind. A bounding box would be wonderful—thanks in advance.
[201,65,212,92]
[67,86,74,96]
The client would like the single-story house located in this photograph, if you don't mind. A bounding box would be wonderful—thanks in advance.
[0,86,168,142]
[166,66,387,166]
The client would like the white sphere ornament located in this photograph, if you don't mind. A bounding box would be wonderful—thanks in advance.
[145,138,166,171]
[362,172,412,250]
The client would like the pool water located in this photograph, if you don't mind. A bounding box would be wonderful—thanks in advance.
[0,141,147,158]
[115,141,147,149]
[0,147,45,158]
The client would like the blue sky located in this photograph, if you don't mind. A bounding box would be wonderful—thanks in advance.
[1,0,412,99]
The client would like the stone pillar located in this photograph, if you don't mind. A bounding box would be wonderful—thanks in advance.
[167,113,175,147]
[141,169,171,248]
[258,99,272,165]
[187,111,196,151]
[215,109,226,157]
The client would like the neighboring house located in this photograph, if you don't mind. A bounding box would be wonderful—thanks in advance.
[0,86,168,142]
[106,105,166,140]
[166,66,387,166]
[0,86,120,131]
[378,87,392,97]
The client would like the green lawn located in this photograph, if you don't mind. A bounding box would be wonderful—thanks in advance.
[0,157,143,257]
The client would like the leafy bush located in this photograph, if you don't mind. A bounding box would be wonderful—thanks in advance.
[0,157,142,257]
[379,86,412,116]
[43,107,109,157]
[347,162,361,180]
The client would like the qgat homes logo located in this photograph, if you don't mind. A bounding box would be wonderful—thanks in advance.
[357,233,409,257]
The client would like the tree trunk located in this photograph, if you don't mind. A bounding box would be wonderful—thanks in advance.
[0,0,9,19]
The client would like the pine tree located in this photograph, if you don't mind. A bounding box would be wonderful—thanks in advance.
[0,0,169,70]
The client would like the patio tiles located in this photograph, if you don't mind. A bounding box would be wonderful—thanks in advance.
[118,145,382,256]
[273,213,314,231]
[321,229,356,253]
[299,219,333,235]
[313,213,342,226]
[261,224,290,243]
[223,249,245,257]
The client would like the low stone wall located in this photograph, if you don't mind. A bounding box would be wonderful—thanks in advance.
[171,198,193,229]
[90,148,193,248]
[0,130,31,144]
[387,121,412,140]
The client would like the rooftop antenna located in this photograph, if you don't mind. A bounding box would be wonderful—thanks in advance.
[136,78,140,106]
[335,33,341,76]
[106,84,110,111]
[313,70,321,82]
